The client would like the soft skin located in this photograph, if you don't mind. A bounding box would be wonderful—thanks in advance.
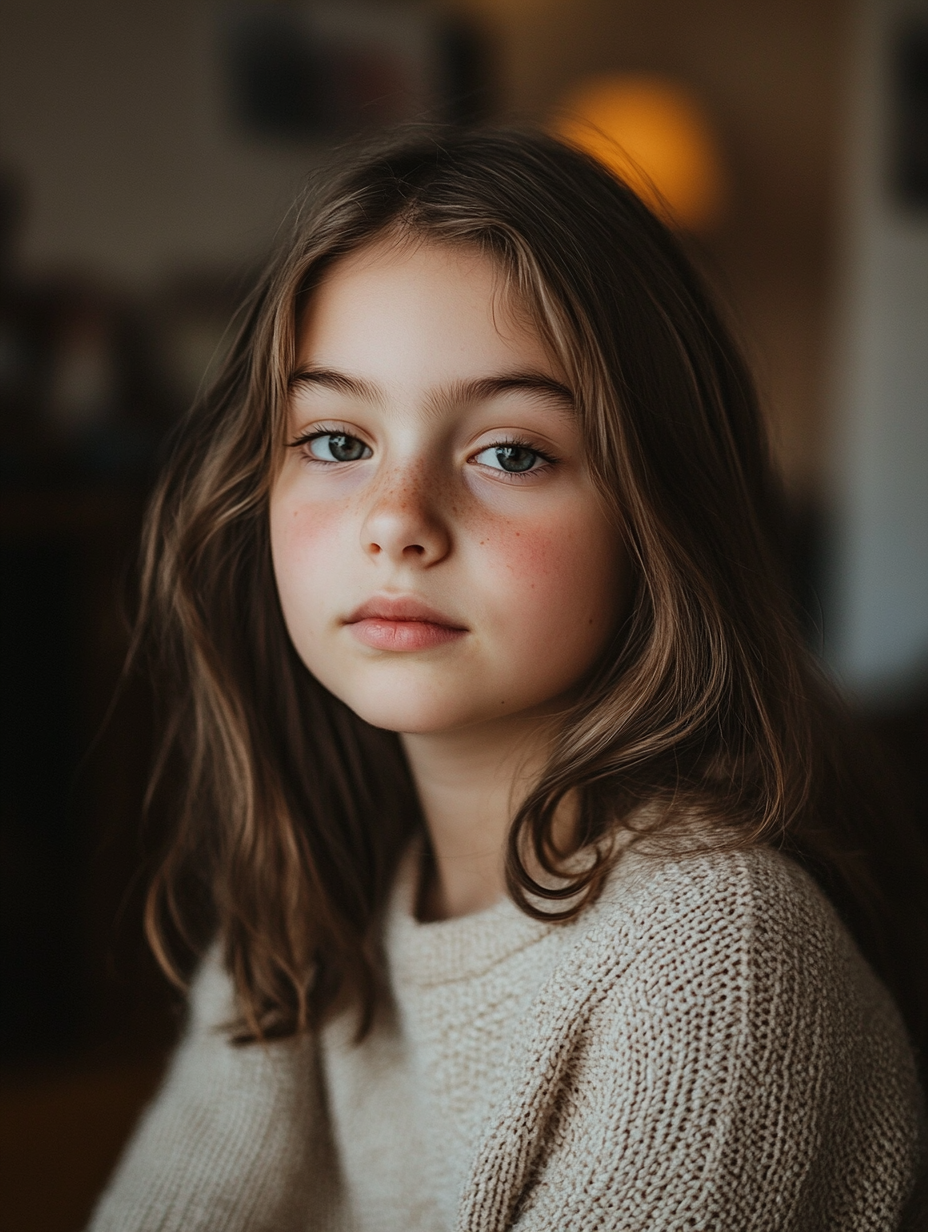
[270,237,627,916]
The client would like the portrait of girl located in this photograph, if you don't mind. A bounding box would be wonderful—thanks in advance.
[89,128,926,1230]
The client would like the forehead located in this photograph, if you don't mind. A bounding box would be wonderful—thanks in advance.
[294,237,561,387]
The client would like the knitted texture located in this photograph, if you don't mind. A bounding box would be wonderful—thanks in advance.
[89,847,926,1231]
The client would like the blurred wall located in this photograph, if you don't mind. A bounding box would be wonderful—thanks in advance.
[0,1,317,285]
[828,0,928,699]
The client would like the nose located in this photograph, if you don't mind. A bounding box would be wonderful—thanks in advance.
[360,460,451,567]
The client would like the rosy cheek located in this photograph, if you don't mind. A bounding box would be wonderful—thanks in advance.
[510,537,557,595]
[290,497,341,540]
[270,490,343,617]
[274,486,343,551]
[484,516,579,587]
[477,510,620,640]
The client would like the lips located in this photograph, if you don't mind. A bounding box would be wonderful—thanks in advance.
[343,595,468,652]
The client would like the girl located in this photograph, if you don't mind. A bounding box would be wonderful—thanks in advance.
[91,129,926,1230]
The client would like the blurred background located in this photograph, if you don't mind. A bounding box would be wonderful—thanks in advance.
[0,0,925,1227]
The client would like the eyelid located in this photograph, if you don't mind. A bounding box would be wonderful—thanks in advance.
[468,434,560,465]
[287,421,370,448]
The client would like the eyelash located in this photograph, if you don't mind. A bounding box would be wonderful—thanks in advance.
[288,429,560,475]
[288,426,366,460]
[470,436,559,477]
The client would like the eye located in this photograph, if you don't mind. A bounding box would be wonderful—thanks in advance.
[306,432,372,463]
[472,443,550,474]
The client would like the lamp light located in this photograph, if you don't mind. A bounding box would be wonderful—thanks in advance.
[552,74,726,231]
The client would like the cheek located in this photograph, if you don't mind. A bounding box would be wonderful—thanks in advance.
[477,507,623,656]
[269,490,348,628]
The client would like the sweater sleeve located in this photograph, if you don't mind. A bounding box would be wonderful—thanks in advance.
[459,849,925,1232]
[87,952,339,1232]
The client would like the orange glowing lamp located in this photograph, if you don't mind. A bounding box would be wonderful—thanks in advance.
[552,74,726,232]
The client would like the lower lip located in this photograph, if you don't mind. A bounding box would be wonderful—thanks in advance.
[347,619,467,652]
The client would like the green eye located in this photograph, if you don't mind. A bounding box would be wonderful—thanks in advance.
[475,444,541,473]
[309,433,371,462]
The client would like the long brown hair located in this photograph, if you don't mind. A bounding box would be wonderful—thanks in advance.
[136,127,928,1051]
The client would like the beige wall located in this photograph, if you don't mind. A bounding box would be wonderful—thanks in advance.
[0,1,319,283]
[0,0,851,492]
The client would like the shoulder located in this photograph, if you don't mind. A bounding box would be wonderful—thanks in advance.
[566,844,919,1095]
[87,950,331,1232]
[583,842,865,983]
[593,839,827,927]
[498,847,926,1228]
[571,845,922,1155]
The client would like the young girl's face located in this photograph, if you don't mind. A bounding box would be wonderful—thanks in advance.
[270,237,627,735]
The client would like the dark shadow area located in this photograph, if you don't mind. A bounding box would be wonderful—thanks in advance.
[0,173,182,1230]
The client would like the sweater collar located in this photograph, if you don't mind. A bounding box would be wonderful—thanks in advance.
[385,843,555,988]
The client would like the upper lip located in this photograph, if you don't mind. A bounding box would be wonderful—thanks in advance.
[344,595,467,629]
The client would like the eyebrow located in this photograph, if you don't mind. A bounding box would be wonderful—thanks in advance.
[287,366,575,412]
[288,366,379,400]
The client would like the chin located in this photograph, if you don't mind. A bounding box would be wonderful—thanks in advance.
[325,673,487,735]
[345,695,471,735]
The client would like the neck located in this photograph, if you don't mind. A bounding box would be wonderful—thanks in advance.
[401,714,551,921]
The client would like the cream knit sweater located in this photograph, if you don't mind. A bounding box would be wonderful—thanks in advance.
[89,845,926,1231]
